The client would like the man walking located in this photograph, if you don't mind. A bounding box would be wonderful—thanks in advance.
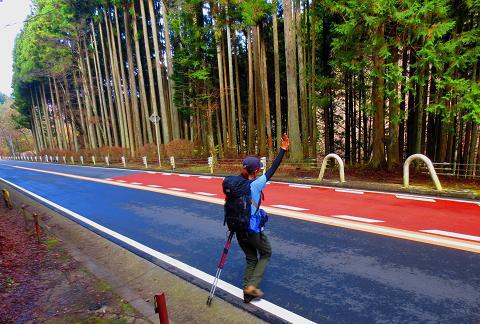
[236,134,289,303]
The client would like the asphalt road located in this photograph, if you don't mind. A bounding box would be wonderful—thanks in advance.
[1,160,479,323]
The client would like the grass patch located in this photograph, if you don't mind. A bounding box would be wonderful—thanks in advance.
[182,165,211,173]
[4,276,16,289]
[95,279,112,293]
[44,237,60,249]
[120,300,135,314]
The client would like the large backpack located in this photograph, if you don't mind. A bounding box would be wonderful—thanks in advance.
[223,176,255,232]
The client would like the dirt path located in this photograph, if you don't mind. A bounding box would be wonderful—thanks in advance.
[0,204,150,323]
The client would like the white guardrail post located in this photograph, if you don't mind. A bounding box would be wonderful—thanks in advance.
[170,156,175,170]
[92,156,96,165]
[208,156,214,174]
[403,154,443,191]
[80,156,84,165]
[105,156,110,166]
[142,156,148,169]
[121,156,126,167]
[70,156,75,164]
[318,153,346,183]
[261,157,267,175]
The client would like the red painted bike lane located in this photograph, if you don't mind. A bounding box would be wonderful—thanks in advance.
[109,172,480,243]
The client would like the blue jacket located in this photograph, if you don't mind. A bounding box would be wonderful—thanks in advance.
[247,148,286,233]
[248,175,267,233]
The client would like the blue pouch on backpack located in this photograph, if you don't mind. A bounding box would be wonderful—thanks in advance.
[259,209,268,228]
[248,208,269,233]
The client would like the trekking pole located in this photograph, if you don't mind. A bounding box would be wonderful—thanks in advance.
[206,231,235,306]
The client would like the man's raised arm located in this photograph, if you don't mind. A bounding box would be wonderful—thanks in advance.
[265,134,289,181]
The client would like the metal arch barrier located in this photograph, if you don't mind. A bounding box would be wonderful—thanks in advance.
[318,153,346,183]
[403,154,443,191]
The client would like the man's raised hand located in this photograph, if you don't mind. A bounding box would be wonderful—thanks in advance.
[281,133,289,150]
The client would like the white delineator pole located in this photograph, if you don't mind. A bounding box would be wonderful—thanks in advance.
[150,113,162,168]
[261,157,267,175]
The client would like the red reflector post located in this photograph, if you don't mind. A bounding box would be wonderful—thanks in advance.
[154,292,169,324]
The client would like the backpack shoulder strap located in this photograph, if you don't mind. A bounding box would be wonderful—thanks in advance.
[249,179,263,214]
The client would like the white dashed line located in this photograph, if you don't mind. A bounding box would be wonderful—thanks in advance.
[194,192,217,196]
[198,176,213,179]
[396,195,436,202]
[130,182,143,185]
[288,184,312,189]
[147,185,163,188]
[116,180,126,183]
[168,188,186,191]
[420,230,480,242]
[270,204,309,211]
[335,189,364,194]
[333,215,384,223]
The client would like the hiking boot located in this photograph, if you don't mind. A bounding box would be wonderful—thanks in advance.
[243,293,254,303]
[243,285,264,299]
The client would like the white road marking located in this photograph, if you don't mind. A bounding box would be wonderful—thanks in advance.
[7,165,480,254]
[288,184,311,189]
[147,185,163,188]
[146,171,156,174]
[335,189,364,194]
[0,177,314,324]
[179,174,192,177]
[116,180,126,183]
[396,195,436,202]
[130,182,143,185]
[194,192,217,196]
[268,178,480,205]
[105,178,113,181]
[270,204,309,211]
[198,176,213,179]
[420,230,480,242]
[6,160,479,206]
[333,215,384,223]
[168,188,186,191]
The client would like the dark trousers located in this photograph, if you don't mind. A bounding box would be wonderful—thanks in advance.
[236,232,272,289]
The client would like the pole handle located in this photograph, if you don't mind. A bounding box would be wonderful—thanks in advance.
[217,232,234,269]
